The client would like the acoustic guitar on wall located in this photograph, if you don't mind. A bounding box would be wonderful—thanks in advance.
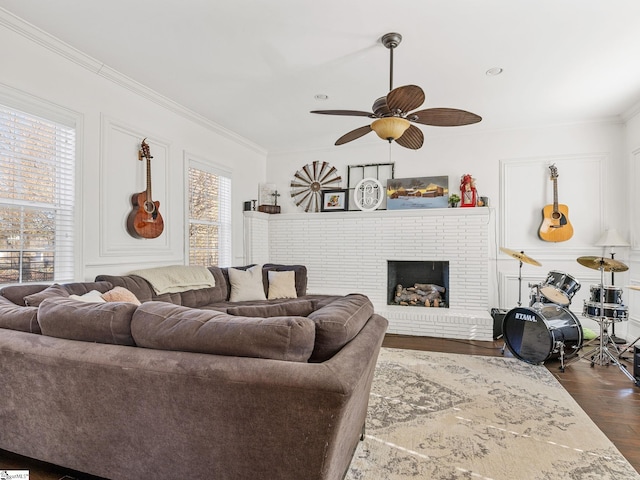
[126,138,164,239]
[538,164,573,242]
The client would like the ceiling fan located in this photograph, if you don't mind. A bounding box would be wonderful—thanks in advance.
[310,32,482,150]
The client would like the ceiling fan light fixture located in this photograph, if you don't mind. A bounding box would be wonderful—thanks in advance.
[371,117,410,141]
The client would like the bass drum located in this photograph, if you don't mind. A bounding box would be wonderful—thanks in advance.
[502,305,583,365]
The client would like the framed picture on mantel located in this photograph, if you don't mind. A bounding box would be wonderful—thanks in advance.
[321,189,348,212]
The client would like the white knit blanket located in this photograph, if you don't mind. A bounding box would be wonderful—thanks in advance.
[128,265,216,295]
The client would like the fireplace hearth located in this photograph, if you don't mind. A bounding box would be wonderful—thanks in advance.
[387,260,449,307]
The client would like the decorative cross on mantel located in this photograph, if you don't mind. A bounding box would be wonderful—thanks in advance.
[271,190,281,206]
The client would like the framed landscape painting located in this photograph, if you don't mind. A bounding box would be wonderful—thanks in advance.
[386,176,449,210]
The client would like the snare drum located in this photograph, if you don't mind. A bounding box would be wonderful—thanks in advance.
[539,270,581,306]
[589,285,623,305]
[583,301,628,321]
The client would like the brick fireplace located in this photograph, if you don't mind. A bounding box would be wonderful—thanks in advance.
[244,207,493,340]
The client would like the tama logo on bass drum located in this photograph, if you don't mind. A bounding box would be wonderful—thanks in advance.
[515,312,537,322]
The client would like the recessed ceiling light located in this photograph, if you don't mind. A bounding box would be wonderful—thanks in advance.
[486,67,503,76]
[314,94,329,101]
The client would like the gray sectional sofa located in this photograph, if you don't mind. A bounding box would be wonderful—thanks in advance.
[0,264,388,480]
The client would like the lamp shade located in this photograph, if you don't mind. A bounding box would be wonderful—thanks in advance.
[371,117,410,141]
[594,228,629,247]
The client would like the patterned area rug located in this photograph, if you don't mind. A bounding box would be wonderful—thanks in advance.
[346,348,640,480]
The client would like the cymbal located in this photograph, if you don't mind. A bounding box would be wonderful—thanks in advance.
[576,256,629,272]
[627,285,640,291]
[499,247,542,266]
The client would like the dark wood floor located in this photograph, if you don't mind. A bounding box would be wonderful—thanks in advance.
[2,334,640,478]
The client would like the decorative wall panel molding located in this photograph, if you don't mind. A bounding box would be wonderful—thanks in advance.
[99,115,174,258]
[500,154,605,256]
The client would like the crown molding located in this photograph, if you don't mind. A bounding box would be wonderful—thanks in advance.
[0,8,267,156]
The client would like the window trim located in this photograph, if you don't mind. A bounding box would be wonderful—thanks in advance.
[0,82,83,283]
[184,152,232,268]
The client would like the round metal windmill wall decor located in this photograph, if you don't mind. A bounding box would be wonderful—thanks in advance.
[290,161,342,212]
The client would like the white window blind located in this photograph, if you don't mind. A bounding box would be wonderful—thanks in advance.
[188,163,231,267]
[0,104,75,284]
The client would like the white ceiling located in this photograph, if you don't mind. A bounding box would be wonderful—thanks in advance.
[2,0,640,154]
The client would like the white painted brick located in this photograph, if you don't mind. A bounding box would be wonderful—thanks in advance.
[245,209,493,341]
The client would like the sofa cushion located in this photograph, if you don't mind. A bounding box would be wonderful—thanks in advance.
[308,293,374,362]
[0,284,48,306]
[94,274,157,302]
[23,281,113,307]
[267,270,298,300]
[38,297,137,345]
[226,299,316,318]
[228,264,267,302]
[0,295,40,333]
[179,267,228,307]
[131,301,315,362]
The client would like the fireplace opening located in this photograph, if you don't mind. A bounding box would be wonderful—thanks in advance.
[388,260,449,307]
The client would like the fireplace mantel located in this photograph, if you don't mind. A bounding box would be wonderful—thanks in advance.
[244,207,493,340]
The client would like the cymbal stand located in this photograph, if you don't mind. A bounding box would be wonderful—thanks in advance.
[580,263,636,382]
[516,258,523,307]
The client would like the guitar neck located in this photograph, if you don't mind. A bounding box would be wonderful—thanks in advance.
[146,156,152,201]
[552,176,558,212]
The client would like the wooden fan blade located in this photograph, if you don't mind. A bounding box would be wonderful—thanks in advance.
[386,85,425,114]
[310,110,375,117]
[335,125,373,146]
[395,125,424,150]
[410,108,482,126]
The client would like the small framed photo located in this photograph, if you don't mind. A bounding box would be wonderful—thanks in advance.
[321,189,349,212]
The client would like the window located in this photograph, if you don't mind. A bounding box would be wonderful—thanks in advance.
[188,162,231,267]
[0,103,76,284]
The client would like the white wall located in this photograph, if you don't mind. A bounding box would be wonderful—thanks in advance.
[267,120,628,336]
[623,106,640,342]
[0,12,267,281]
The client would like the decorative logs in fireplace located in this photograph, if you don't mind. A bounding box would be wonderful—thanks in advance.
[394,283,446,307]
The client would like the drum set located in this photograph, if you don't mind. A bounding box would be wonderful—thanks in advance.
[499,247,635,382]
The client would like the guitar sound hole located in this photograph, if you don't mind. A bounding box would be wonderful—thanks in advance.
[144,201,156,214]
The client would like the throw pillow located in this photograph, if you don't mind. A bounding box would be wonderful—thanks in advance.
[228,264,267,302]
[101,286,141,305]
[23,284,69,307]
[267,270,298,300]
[69,290,107,303]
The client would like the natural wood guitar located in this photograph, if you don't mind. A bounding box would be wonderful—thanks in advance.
[538,164,573,242]
[126,138,164,239]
